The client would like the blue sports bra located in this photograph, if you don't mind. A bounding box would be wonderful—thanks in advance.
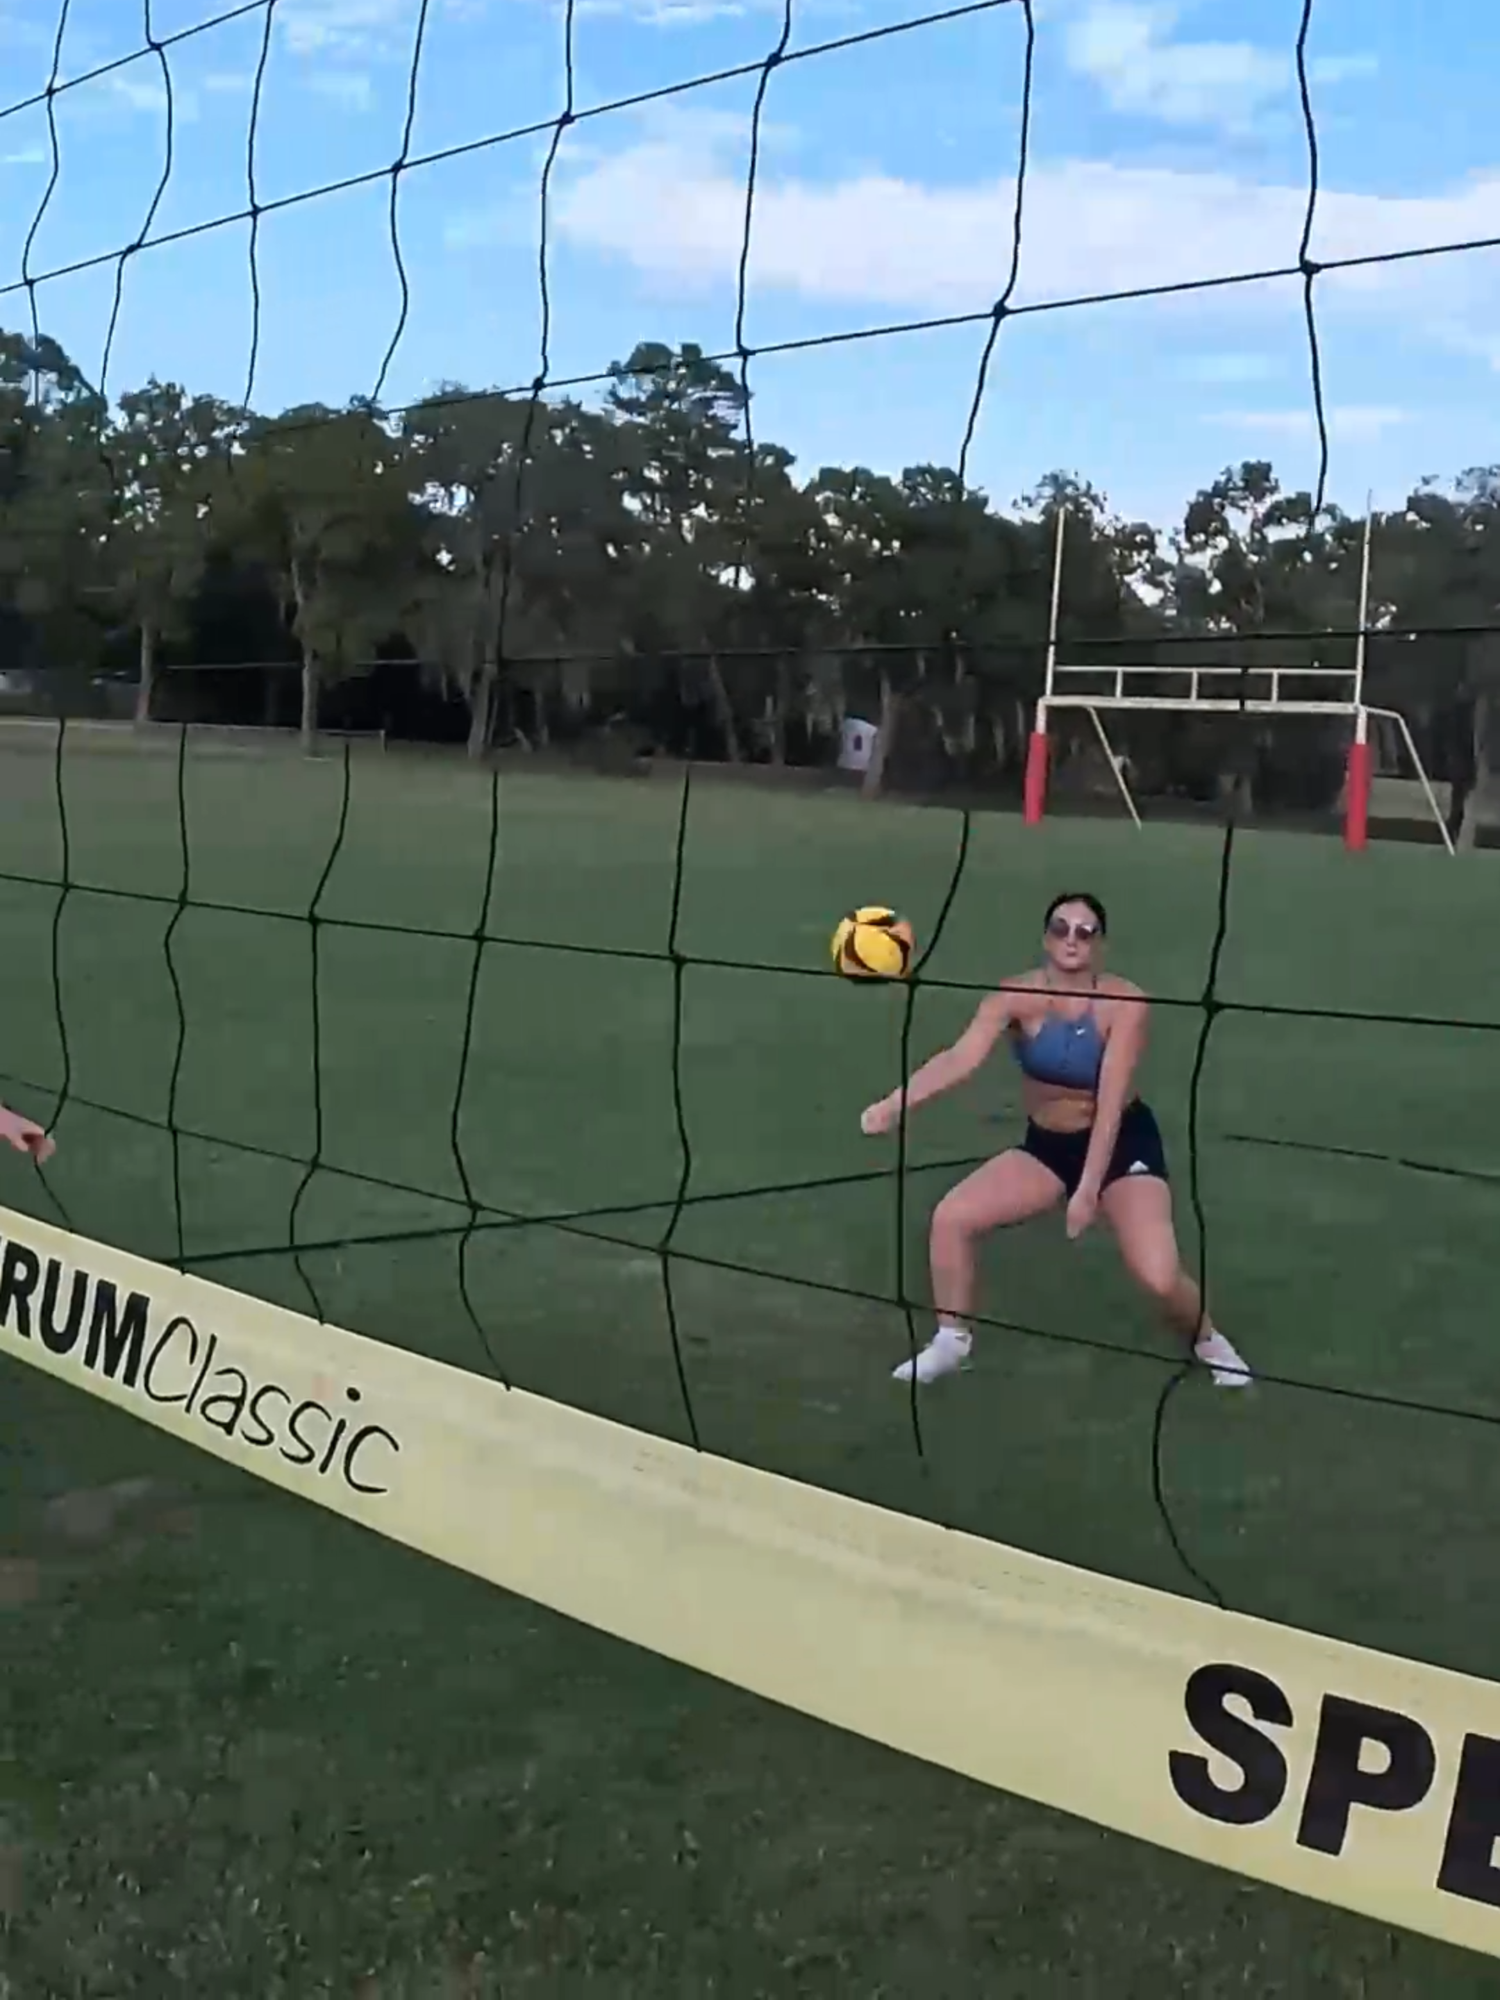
[1010,1001,1106,1092]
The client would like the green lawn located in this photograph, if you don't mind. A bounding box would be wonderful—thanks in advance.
[2,733,1500,1996]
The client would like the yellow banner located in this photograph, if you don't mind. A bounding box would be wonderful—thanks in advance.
[2,1203,1498,1957]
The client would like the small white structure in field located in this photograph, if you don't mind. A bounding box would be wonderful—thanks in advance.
[838,717,878,773]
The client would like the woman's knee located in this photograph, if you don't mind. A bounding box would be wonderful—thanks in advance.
[930,1193,977,1251]
[1125,1250,1181,1303]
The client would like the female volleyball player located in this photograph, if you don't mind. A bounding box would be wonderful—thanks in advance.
[861,891,1250,1388]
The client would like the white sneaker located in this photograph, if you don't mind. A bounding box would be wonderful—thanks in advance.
[893,1324,973,1385]
[1194,1329,1251,1389]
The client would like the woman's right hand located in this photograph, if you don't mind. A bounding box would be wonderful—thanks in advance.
[861,1097,898,1136]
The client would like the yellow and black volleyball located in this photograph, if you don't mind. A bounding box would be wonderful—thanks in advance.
[831,905,915,980]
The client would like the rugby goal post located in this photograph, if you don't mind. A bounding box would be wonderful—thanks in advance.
[1021,511,1454,855]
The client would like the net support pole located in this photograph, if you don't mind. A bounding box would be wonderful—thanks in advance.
[1344,507,1374,853]
[1025,509,1067,827]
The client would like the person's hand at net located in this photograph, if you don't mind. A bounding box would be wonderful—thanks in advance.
[0,1106,55,1163]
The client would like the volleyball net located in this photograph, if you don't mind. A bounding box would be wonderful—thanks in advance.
[3,0,1500,1962]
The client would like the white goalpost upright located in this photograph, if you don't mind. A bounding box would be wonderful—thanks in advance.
[1021,511,1455,855]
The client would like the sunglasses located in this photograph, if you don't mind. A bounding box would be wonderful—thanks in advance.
[1046,917,1100,943]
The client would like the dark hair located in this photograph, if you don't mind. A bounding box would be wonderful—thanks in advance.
[1044,890,1108,937]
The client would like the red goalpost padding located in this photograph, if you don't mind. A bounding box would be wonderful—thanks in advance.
[1022,728,1050,826]
[1344,726,1373,852]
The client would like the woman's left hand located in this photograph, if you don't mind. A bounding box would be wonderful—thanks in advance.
[1065,1182,1099,1240]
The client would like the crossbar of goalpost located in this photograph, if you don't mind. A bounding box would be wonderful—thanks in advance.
[1022,509,1456,855]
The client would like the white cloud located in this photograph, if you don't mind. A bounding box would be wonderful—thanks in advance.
[575,0,755,19]
[446,110,795,252]
[104,70,200,122]
[444,204,526,251]
[1308,53,1380,87]
[276,0,481,59]
[1057,0,1375,134]
[1206,405,1409,442]
[544,110,1500,357]
[305,69,376,110]
[1,146,46,167]
[277,0,411,58]
[0,6,48,53]
[1187,352,1279,385]
[1427,320,1500,375]
[1062,1,1282,130]
[105,73,170,114]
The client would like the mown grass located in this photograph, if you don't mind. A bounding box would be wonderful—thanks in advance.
[2,735,1498,1996]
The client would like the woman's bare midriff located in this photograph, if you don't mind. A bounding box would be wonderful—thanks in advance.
[1023,1077,1096,1135]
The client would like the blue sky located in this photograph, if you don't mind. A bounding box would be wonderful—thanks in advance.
[0,0,1497,532]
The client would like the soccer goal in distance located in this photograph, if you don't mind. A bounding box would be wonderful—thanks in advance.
[1020,511,1454,855]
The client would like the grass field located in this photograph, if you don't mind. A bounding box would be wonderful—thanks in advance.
[3,732,1500,1997]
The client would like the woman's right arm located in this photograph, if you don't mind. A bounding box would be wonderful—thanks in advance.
[861,991,1013,1133]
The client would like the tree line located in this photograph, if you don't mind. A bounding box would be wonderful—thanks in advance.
[2,327,1496,841]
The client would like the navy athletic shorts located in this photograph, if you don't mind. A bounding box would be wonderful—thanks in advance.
[1020,1098,1169,1197]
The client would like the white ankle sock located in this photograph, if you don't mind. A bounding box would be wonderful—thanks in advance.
[892,1322,972,1385]
[1195,1327,1251,1387]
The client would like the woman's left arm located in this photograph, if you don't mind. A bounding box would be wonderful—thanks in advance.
[1079,986,1148,1194]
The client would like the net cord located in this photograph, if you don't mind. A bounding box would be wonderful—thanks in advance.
[163,724,191,1270]
[285,739,353,1323]
[446,768,512,1386]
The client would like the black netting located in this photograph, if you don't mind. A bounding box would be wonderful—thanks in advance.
[3,707,1500,1630]
[2,0,1499,1650]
